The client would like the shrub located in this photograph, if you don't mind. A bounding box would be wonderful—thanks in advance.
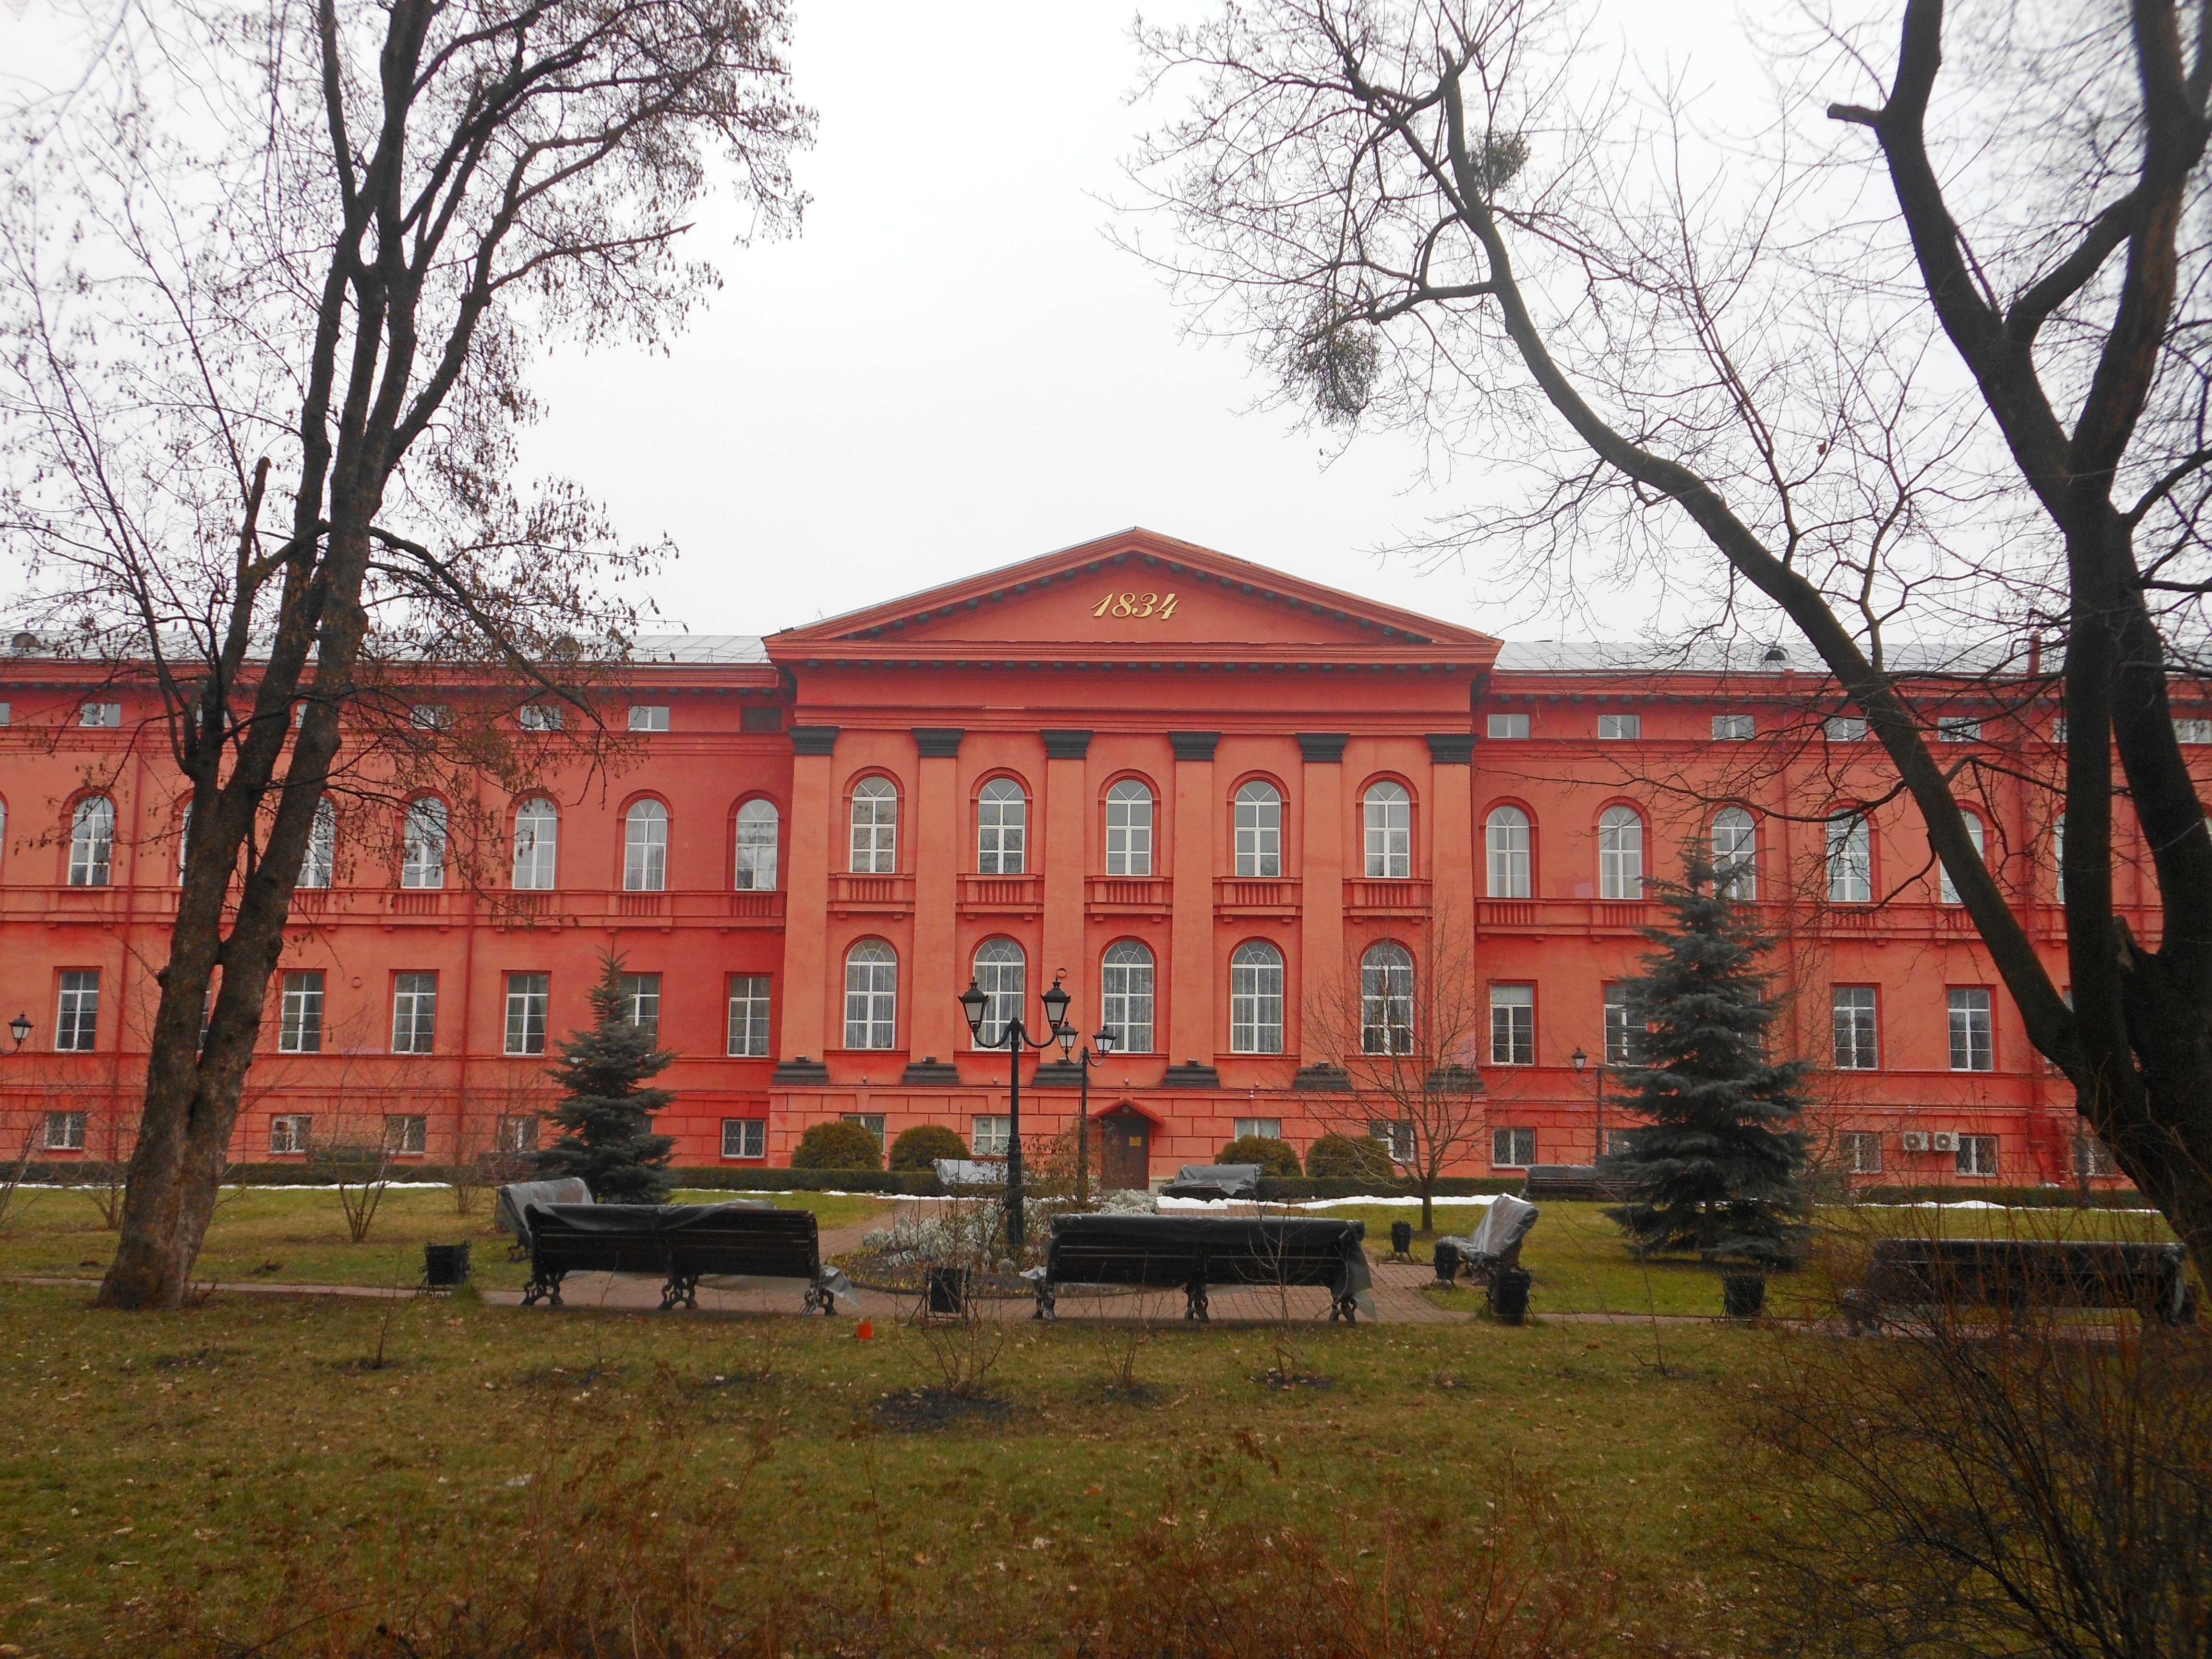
[1304,1132,1394,1181]
[1218,1135,1302,1178]
[789,1119,883,1171]
[888,1123,968,1170]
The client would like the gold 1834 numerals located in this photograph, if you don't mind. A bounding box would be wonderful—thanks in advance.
[1091,590,1179,620]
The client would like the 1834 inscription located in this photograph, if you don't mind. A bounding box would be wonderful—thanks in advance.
[1091,590,1180,619]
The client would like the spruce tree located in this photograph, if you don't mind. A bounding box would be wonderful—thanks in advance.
[1601,850,1810,1266]
[532,953,677,1204]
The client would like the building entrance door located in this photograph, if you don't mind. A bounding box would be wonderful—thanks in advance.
[1099,1108,1151,1191]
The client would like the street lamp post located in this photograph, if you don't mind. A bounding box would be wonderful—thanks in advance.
[958,971,1071,1255]
[1053,1015,1116,1207]
[8,1013,30,1051]
[1570,1045,1605,1165]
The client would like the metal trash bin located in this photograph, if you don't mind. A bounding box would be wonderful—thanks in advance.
[422,1241,471,1289]
[1488,1266,1532,1325]
[1721,1272,1767,1320]
[1433,1240,1461,1283]
[925,1264,969,1316]
[1390,1221,1413,1257]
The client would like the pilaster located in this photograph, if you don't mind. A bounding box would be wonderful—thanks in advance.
[911,727,963,1071]
[1426,732,1477,937]
[1168,731,1220,1084]
[773,725,837,1082]
[1297,733,1348,1077]
[1041,730,1091,1041]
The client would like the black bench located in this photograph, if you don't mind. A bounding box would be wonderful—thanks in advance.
[1030,1214,1372,1322]
[1842,1236,2193,1333]
[520,1202,845,1313]
[1518,1165,1632,1202]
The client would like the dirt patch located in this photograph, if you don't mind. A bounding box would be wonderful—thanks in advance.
[327,1356,412,1374]
[514,1361,625,1390]
[870,1386,1013,1433]
[148,1346,248,1371]
[1253,1368,1333,1392]
[1093,1380,1166,1407]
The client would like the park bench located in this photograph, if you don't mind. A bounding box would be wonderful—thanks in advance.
[519,1202,852,1313]
[1841,1236,2194,1334]
[494,1178,593,1258]
[1158,1163,1262,1201]
[1027,1213,1372,1322]
[1433,1194,1541,1286]
[1518,1166,1631,1202]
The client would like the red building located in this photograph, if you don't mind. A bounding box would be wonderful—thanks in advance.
[0,529,2139,1187]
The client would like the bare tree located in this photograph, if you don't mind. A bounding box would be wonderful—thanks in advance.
[1301,905,1490,1232]
[0,0,809,1306]
[1132,0,2212,1257]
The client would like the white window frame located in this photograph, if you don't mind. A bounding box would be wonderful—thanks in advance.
[1233,781,1283,878]
[1937,717,1982,743]
[512,798,558,890]
[1826,813,1872,903]
[1489,984,1534,1066]
[1359,941,1414,1054]
[1957,1134,1999,1177]
[624,799,669,892]
[1841,1131,1882,1175]
[976,778,1027,875]
[268,1114,312,1154]
[849,777,899,874]
[1598,713,1641,740]
[1712,807,1757,899]
[391,972,437,1054]
[726,974,772,1057]
[279,971,324,1054]
[629,706,671,733]
[1233,1117,1282,1141]
[68,796,114,887]
[1491,1127,1537,1167]
[1712,713,1754,740]
[971,1115,1011,1157]
[1485,805,1531,898]
[505,973,549,1056]
[1487,712,1530,739]
[733,799,779,891]
[721,1118,767,1159]
[970,938,1026,1047]
[1362,781,1411,878]
[402,798,448,890]
[79,701,121,728]
[1948,988,1994,1072]
[1940,811,1985,905]
[843,941,898,1050]
[1229,940,1285,1053]
[300,798,337,889]
[1598,806,1644,900]
[409,704,449,731]
[1826,716,1868,742]
[1603,984,1634,1066]
[617,972,661,1041]
[1370,1120,1415,1164]
[44,1110,86,1151]
[1832,986,1878,1070]
[1105,780,1154,876]
[498,1117,539,1153]
[1100,940,1154,1054]
[384,1114,428,1155]
[518,704,564,732]
[56,970,99,1052]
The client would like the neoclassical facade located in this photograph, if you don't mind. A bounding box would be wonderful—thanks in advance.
[0,529,2146,1186]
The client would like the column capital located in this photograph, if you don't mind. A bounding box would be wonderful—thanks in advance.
[1425,733,1476,765]
[1041,729,1094,760]
[790,724,840,757]
[1169,731,1221,762]
[1296,732,1350,764]
[913,727,965,758]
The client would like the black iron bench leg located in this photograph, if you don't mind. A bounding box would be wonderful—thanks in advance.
[660,1273,699,1311]
[1332,1292,1359,1324]
[522,1270,565,1308]
[1032,1282,1057,1322]
[1184,1280,1210,1322]
[804,1281,838,1315]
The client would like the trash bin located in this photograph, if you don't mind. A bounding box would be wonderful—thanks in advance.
[925,1264,969,1316]
[422,1242,471,1289]
[1488,1266,1532,1325]
[1721,1272,1767,1320]
[1390,1221,1413,1257]
[1433,1240,1461,1283]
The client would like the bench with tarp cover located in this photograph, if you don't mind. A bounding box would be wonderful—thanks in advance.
[519,1202,854,1313]
[1433,1194,1541,1286]
[1158,1164,1262,1201]
[1027,1213,1372,1322]
[494,1179,592,1258]
[1842,1237,2194,1333]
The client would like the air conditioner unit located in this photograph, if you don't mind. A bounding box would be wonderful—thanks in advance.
[1931,1131,1960,1153]
[1899,1131,1931,1153]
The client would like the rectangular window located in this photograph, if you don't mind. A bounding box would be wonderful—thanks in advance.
[1957,1134,1999,1177]
[1831,987,1879,1070]
[1604,1128,1635,1157]
[1603,984,1634,1066]
[384,1114,427,1155]
[0,703,12,725]
[44,1110,86,1151]
[505,973,549,1056]
[55,970,99,1052]
[2052,717,2068,744]
[279,971,325,1054]
[1105,787,1153,876]
[727,974,771,1057]
[721,1118,767,1159]
[1100,948,1155,1054]
[1491,1127,1537,1167]
[1233,1117,1283,1141]
[2073,1133,2116,1178]
[1825,715,1868,742]
[1840,1131,1882,1175]
[1826,814,1872,903]
[618,973,661,1041]
[498,1116,539,1153]
[1487,712,1530,739]
[1712,713,1754,740]
[740,706,783,733]
[628,705,671,733]
[1489,984,1534,1066]
[409,704,449,730]
[972,1115,1011,1157]
[518,704,564,732]
[268,1114,312,1154]
[391,973,437,1054]
[1948,988,1994,1071]
[79,701,121,728]
[841,1112,886,1144]
[1369,1120,1414,1164]
[1937,717,1982,743]
[1228,947,1285,1054]
[1598,713,1641,740]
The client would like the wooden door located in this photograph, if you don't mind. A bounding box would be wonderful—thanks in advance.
[1100,1113,1151,1191]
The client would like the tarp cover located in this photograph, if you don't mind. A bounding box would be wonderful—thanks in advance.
[495,1179,592,1244]
[1161,1163,1262,1199]
[1439,1194,1541,1266]
[935,1159,1006,1188]
[1046,1213,1372,1310]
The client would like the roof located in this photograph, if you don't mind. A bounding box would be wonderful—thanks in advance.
[1492,639,2032,677]
[626,635,767,665]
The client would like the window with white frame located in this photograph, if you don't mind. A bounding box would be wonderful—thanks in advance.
[1937,717,1982,743]
[841,1112,886,1143]
[79,701,121,728]
[629,705,671,733]
[56,970,99,1051]
[1106,780,1154,875]
[624,799,669,891]
[2052,717,2068,744]
[1840,1131,1882,1175]
[734,799,779,890]
[177,803,192,885]
[977,778,1027,874]
[1359,941,1414,1053]
[849,777,898,873]
[1489,984,1534,1066]
[1234,781,1283,877]
[727,974,771,1057]
[1229,940,1285,1053]
[1369,1120,1415,1164]
[384,1114,427,1155]
[1492,1126,1537,1167]
[618,973,661,1041]
[268,1114,312,1154]
[409,704,449,730]
[512,798,558,890]
[1598,806,1644,899]
[300,798,337,889]
[1712,806,1757,898]
[1957,1134,1999,1176]
[2073,1133,2117,1178]
[1603,984,1634,1066]
[843,941,897,1049]
[1826,812,1872,903]
[518,703,564,732]
[1940,810,1985,904]
[972,1115,1011,1157]
[2176,716,2212,743]
[1598,713,1641,740]
[391,973,437,1054]
[1948,988,1994,1071]
[971,939,1025,1046]
[2054,813,2067,904]
[1363,781,1411,878]
[44,1111,85,1151]
[1485,805,1531,898]
[505,973,549,1055]
[1487,712,1530,739]
[1826,715,1868,741]
[1100,940,1154,1054]
[1604,1128,1635,1157]
[1234,1117,1282,1141]
[1712,713,1755,740]
[721,1118,767,1159]
[68,796,114,887]
[277,971,323,1053]
[1832,987,1878,1070]
[402,798,448,889]
[498,1117,539,1153]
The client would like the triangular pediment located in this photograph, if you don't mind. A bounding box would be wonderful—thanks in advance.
[765,529,1497,664]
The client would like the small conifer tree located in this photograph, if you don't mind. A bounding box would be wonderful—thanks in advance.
[1602,850,1810,1266]
[532,953,677,1204]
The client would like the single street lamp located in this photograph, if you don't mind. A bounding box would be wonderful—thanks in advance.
[8,1013,30,1051]
[1054,1010,1116,1207]
[1570,1045,1605,1165]
[958,970,1071,1253]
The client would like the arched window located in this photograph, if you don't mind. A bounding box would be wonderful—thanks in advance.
[1485,806,1531,898]
[971,938,1025,1046]
[1100,940,1154,1053]
[1940,811,1985,905]
[1106,780,1154,876]
[1234,781,1283,877]
[1363,781,1411,878]
[843,940,898,1049]
[977,779,1027,874]
[1711,807,1756,899]
[734,799,779,890]
[301,799,337,889]
[401,798,447,889]
[1827,811,1872,903]
[624,799,668,891]
[1598,806,1644,900]
[850,777,898,873]
[68,795,114,887]
[1230,940,1285,1053]
[512,798,557,890]
[1360,941,1415,1053]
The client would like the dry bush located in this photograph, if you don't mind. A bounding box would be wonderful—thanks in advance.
[909,1279,1007,1398]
